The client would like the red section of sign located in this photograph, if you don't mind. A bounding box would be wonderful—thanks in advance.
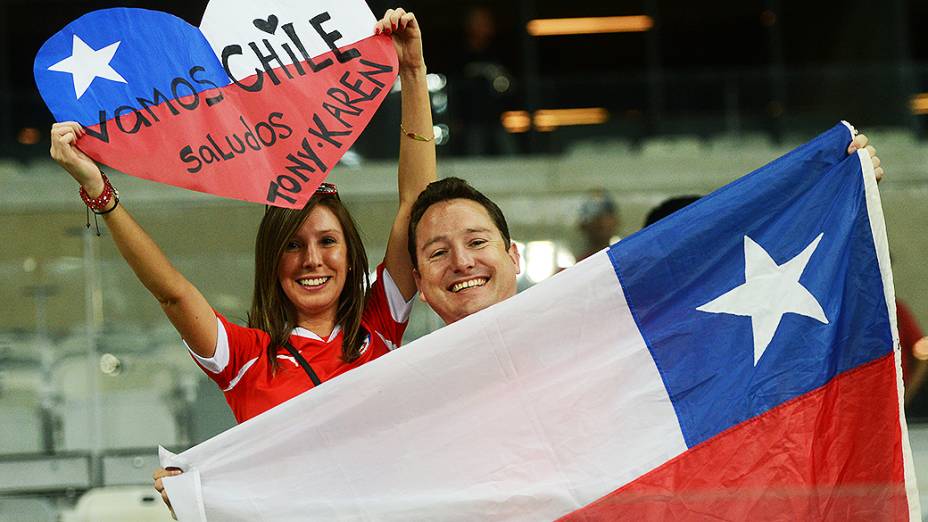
[561,354,909,521]
[77,34,397,208]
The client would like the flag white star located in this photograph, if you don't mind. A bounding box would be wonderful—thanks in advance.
[48,34,127,99]
[697,233,829,366]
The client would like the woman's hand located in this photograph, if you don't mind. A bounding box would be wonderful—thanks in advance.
[847,133,884,182]
[153,466,183,519]
[49,121,105,195]
[375,8,425,73]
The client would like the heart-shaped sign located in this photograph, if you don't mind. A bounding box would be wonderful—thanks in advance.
[34,0,398,208]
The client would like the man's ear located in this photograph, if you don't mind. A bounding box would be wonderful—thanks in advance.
[413,269,429,303]
[508,242,521,274]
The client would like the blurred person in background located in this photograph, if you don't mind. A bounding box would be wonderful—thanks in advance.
[642,194,702,228]
[451,5,516,156]
[898,298,928,408]
[576,188,621,261]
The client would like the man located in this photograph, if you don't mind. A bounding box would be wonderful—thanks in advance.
[576,188,621,261]
[406,177,521,324]
[642,194,701,228]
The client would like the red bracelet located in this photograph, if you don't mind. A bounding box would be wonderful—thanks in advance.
[79,172,119,214]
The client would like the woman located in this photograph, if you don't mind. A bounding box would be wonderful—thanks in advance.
[53,8,431,515]
[50,8,433,423]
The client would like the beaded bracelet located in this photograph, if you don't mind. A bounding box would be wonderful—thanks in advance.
[79,172,119,214]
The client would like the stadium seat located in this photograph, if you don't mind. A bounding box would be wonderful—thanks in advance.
[60,486,174,522]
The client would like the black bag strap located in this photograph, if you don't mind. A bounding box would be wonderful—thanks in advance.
[283,342,322,386]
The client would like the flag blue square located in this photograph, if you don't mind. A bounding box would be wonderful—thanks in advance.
[609,124,893,448]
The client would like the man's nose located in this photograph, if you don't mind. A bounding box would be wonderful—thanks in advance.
[450,247,475,271]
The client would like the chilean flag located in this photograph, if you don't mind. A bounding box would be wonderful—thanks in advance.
[34,0,397,208]
[160,122,918,521]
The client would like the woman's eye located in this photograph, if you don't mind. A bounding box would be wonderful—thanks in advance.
[285,241,300,250]
[321,236,337,246]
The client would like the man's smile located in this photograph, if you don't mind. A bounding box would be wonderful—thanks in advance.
[449,277,488,293]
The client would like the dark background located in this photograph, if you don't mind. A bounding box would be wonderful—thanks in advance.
[3,0,927,159]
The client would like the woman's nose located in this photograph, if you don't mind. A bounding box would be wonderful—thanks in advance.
[302,245,322,268]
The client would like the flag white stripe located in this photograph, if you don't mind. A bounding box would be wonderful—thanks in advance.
[858,141,921,520]
[162,252,686,521]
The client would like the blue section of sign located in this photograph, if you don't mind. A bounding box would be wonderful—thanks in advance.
[608,124,893,448]
[34,8,230,126]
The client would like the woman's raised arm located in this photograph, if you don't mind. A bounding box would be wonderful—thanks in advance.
[377,9,437,300]
[50,122,218,357]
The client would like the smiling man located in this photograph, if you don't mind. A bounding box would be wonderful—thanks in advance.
[406,129,882,326]
[407,177,520,324]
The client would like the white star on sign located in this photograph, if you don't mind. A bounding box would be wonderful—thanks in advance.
[48,34,127,99]
[697,233,828,366]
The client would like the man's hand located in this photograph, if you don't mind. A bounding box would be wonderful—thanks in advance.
[847,133,884,182]
[375,8,425,73]
[153,466,183,520]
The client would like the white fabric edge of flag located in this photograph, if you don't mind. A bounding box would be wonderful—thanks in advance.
[857,141,922,520]
[155,251,686,520]
[159,446,207,522]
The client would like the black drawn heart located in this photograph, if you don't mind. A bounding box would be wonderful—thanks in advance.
[253,15,279,34]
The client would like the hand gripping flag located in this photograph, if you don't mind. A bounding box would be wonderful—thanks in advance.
[160,122,918,521]
[34,0,397,208]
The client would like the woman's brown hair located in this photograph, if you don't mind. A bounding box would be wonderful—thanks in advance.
[248,193,370,368]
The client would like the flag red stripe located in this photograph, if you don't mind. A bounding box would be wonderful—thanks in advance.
[560,354,907,521]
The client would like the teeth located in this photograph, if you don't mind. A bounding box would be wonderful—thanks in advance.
[298,277,329,287]
[451,278,487,293]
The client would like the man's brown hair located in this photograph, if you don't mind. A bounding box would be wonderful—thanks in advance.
[407,177,511,268]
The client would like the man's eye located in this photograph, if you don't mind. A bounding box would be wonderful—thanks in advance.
[429,249,447,259]
[469,239,488,247]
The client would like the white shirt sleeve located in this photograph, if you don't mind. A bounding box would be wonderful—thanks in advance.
[381,267,415,323]
[184,315,230,374]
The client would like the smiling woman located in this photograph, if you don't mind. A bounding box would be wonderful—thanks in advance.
[47,7,435,427]
[255,193,369,371]
[173,185,409,424]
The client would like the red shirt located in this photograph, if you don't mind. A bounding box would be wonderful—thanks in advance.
[898,298,925,384]
[190,264,411,423]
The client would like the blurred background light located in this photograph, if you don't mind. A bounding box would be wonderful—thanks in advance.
[17,127,41,145]
[501,111,532,133]
[433,124,450,146]
[426,73,447,92]
[527,15,653,36]
[525,241,556,283]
